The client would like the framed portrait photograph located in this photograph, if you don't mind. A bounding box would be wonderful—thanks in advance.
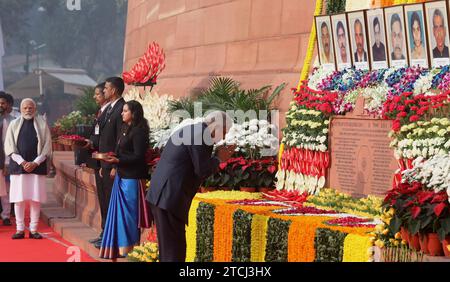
[315,15,336,71]
[425,1,450,67]
[405,4,430,68]
[348,11,370,70]
[385,6,409,68]
[331,13,352,71]
[366,9,389,70]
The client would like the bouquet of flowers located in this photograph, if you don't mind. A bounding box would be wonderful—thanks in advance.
[123,42,166,85]
[220,119,279,159]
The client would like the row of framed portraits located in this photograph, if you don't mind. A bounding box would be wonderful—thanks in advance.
[316,0,450,71]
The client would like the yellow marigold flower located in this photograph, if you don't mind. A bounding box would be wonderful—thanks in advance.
[375,224,384,232]
[383,229,390,235]
[394,232,401,240]
[401,240,407,245]
[375,240,385,248]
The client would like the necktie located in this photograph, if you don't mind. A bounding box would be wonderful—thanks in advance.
[105,104,113,120]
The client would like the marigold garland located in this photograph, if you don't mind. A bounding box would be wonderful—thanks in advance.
[196,191,262,201]
[188,191,377,262]
[278,143,284,170]
[185,200,200,262]
[250,215,269,262]
[285,216,331,262]
[342,234,374,262]
[213,204,239,262]
[297,0,324,90]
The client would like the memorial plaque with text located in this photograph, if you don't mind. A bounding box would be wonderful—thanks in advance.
[328,117,398,198]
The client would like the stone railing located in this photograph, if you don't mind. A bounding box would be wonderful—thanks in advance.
[52,152,102,231]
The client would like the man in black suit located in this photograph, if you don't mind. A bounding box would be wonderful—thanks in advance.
[81,82,111,245]
[146,111,235,262]
[372,17,386,62]
[92,77,125,248]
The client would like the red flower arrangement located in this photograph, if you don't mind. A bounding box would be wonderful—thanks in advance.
[280,147,330,179]
[325,217,376,228]
[226,199,281,207]
[204,157,278,189]
[123,42,166,85]
[262,189,309,205]
[275,206,338,215]
[293,84,338,116]
[382,181,450,240]
[59,134,85,141]
[382,91,450,132]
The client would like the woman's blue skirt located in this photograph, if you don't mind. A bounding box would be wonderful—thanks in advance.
[99,175,140,259]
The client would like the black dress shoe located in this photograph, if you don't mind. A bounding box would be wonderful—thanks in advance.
[89,232,104,244]
[29,232,43,240]
[89,237,100,244]
[3,218,11,226]
[94,240,102,249]
[12,232,25,240]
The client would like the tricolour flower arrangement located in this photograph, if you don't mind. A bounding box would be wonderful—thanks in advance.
[186,191,377,262]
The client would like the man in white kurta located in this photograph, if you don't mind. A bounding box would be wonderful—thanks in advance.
[0,92,16,226]
[4,98,52,239]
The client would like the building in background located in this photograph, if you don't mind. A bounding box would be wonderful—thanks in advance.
[123,0,316,127]
[7,67,96,123]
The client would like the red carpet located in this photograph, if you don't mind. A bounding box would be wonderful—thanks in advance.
[0,217,97,262]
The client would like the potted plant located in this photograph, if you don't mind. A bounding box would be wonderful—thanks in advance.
[255,157,277,193]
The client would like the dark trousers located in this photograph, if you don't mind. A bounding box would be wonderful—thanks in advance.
[150,204,186,262]
[95,167,114,230]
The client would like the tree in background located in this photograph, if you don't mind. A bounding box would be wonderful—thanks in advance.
[0,0,34,52]
[37,0,127,79]
[0,0,127,81]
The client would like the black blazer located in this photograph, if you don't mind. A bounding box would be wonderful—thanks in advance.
[115,126,149,179]
[85,108,108,169]
[146,123,220,224]
[90,108,108,151]
[99,98,125,169]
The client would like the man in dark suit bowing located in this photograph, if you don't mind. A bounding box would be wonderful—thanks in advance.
[147,111,235,262]
[93,77,125,248]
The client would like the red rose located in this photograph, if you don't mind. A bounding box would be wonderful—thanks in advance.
[397,112,407,118]
[392,119,401,132]
[403,92,413,97]
[389,103,396,112]
[409,115,420,122]
[397,105,406,111]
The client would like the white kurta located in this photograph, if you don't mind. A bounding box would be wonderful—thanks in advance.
[9,174,47,204]
[9,154,48,204]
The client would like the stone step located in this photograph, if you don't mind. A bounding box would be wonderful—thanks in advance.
[41,177,128,262]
